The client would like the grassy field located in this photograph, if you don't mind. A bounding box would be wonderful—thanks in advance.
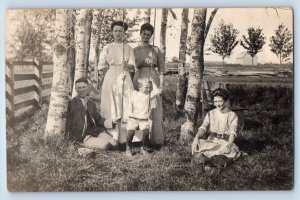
[7,75,293,191]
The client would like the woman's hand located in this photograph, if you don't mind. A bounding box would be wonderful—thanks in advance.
[223,143,232,154]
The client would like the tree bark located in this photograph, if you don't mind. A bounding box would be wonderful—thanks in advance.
[144,9,151,23]
[67,9,76,93]
[72,9,89,97]
[160,8,168,62]
[176,8,189,110]
[45,9,71,136]
[180,8,207,143]
[85,10,93,84]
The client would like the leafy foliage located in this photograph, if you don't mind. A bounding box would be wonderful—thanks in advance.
[7,10,55,61]
[209,20,239,62]
[269,24,293,64]
[240,27,266,59]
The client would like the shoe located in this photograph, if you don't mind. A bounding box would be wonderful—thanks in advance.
[141,147,150,157]
[126,149,133,157]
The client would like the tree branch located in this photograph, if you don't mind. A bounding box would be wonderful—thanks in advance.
[204,8,218,40]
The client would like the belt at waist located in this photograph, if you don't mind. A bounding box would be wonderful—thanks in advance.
[209,132,229,140]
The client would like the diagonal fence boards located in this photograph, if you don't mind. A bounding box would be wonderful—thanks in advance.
[5,60,53,120]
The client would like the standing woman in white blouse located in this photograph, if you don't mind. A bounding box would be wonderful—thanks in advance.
[191,88,241,167]
[97,21,136,141]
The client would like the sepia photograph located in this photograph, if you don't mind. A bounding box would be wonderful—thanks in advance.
[5,8,293,191]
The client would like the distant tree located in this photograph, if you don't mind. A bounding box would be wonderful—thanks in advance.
[7,10,55,61]
[269,24,293,64]
[240,27,266,65]
[209,20,239,65]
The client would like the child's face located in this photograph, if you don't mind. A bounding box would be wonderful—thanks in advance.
[139,82,151,94]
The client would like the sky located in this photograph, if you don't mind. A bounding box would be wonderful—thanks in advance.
[130,8,293,64]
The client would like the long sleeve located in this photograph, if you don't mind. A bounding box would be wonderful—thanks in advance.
[127,45,136,68]
[199,112,210,133]
[228,112,238,137]
[98,45,109,70]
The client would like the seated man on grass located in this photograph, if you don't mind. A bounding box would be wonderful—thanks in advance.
[65,77,120,154]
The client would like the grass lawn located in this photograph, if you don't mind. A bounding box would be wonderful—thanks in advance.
[6,75,293,191]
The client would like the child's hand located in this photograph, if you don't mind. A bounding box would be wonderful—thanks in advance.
[122,59,128,67]
[121,74,126,81]
[112,116,121,124]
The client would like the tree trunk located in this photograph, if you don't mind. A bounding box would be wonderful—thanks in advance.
[144,9,151,23]
[176,8,189,110]
[279,52,282,64]
[89,10,103,87]
[160,8,168,62]
[180,8,207,143]
[85,10,93,84]
[67,9,76,93]
[72,9,89,97]
[45,9,71,136]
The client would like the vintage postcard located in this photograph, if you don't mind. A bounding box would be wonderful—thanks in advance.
[5,8,293,191]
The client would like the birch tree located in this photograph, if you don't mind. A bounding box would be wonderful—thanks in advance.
[67,9,76,92]
[71,9,91,97]
[85,10,93,83]
[160,8,168,61]
[176,8,189,110]
[89,9,103,85]
[45,9,70,136]
[180,8,218,142]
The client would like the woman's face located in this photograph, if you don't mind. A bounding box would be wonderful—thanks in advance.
[141,30,152,43]
[213,96,226,110]
[112,25,125,42]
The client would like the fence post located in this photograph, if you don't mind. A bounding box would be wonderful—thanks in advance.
[34,59,43,106]
[6,60,15,120]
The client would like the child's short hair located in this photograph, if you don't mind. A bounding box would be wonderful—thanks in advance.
[138,78,152,89]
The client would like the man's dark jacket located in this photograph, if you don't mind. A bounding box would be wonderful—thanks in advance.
[65,96,109,142]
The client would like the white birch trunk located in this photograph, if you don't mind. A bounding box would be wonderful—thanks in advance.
[180,8,207,142]
[160,9,168,62]
[45,9,70,136]
[72,9,89,97]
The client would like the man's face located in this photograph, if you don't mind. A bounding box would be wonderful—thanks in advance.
[75,82,89,98]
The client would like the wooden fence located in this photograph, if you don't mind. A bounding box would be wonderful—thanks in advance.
[5,60,53,119]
